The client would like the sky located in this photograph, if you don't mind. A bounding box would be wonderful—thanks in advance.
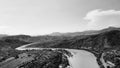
[0,0,120,35]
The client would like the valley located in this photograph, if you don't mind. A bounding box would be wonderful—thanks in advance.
[0,27,120,68]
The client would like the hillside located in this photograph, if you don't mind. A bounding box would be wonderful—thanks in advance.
[27,28,120,68]
[28,29,120,50]
[0,49,70,68]
[1,35,71,43]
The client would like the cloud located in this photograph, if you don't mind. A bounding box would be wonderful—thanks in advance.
[84,9,120,30]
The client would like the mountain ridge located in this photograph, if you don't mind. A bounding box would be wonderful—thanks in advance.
[49,26,120,36]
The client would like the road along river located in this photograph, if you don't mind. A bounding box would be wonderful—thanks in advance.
[16,44,100,68]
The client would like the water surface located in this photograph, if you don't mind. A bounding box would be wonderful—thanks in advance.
[67,50,100,68]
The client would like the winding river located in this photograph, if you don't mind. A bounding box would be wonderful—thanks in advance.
[16,43,100,68]
[66,49,100,68]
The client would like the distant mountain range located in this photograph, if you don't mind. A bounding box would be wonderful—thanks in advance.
[1,26,120,43]
[49,26,120,36]
[27,26,120,50]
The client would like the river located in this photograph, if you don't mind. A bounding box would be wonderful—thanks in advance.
[67,49,100,68]
[16,44,100,68]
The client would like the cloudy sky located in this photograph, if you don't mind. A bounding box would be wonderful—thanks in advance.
[0,0,120,35]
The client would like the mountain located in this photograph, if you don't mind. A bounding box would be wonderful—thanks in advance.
[1,35,31,42]
[49,30,98,36]
[25,27,120,51]
[27,29,120,50]
[1,34,71,43]
[49,26,120,36]
[1,26,119,43]
[2,26,119,49]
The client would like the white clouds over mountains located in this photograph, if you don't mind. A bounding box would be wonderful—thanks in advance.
[84,9,120,30]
